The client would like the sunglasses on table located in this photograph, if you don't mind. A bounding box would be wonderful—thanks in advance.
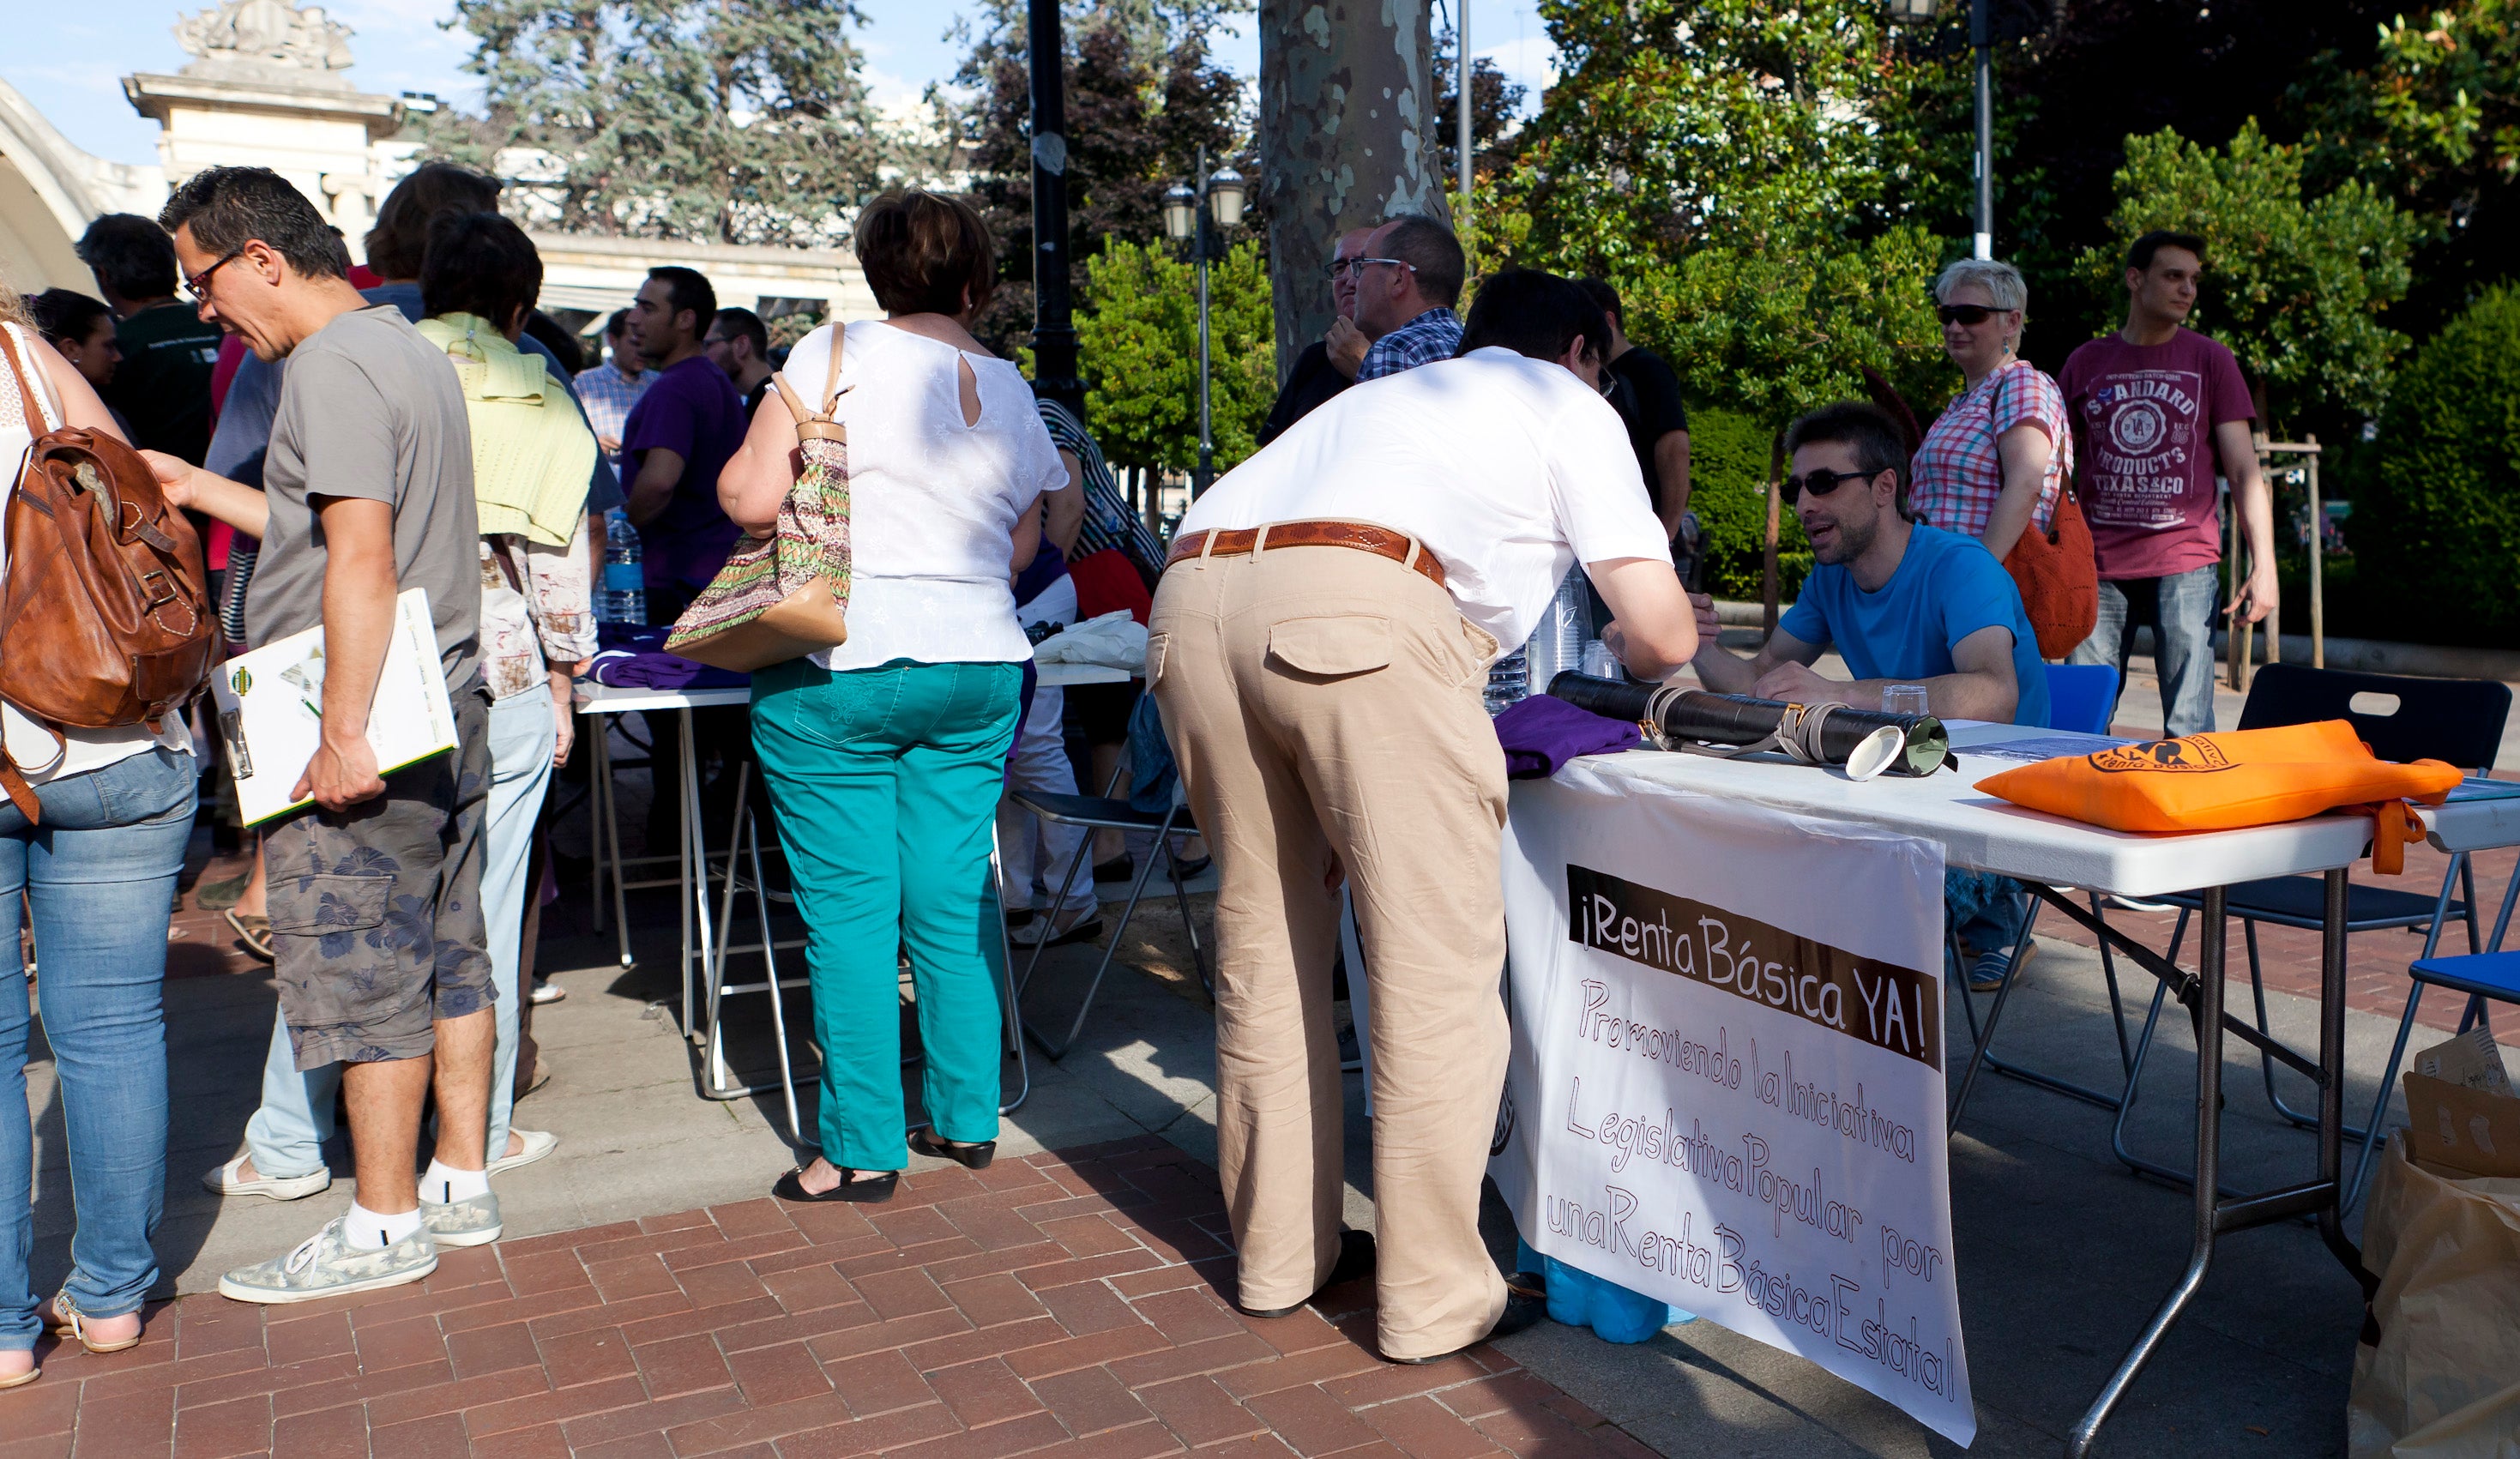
[1936,303,2014,326]
[1781,467,1882,505]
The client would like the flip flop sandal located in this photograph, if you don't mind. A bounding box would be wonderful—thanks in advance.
[224,909,275,962]
[0,1361,37,1391]
[47,1289,142,1354]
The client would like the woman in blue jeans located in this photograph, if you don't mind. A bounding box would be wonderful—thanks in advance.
[0,302,197,1387]
[716,191,1062,1203]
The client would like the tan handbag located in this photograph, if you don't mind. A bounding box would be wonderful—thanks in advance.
[662,325,851,672]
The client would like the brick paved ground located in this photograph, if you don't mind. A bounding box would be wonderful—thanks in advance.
[1,1136,1634,1459]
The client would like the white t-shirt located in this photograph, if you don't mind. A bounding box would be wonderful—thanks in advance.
[1178,347,1669,651]
[776,321,1066,671]
[0,323,192,783]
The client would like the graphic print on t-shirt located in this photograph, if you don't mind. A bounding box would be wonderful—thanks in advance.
[2080,369,2205,532]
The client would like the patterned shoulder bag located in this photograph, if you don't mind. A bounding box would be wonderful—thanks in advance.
[663,323,853,672]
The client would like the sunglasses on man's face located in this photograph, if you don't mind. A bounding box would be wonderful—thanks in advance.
[1937,304,2008,326]
[1780,467,1878,505]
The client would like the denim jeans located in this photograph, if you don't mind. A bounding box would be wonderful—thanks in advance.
[0,746,197,1350]
[2071,563,2222,739]
[245,691,552,1176]
[1946,868,2029,961]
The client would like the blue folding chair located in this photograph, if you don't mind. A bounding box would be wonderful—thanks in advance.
[2348,862,2520,1207]
[1945,663,2141,1127]
[2045,661,2120,737]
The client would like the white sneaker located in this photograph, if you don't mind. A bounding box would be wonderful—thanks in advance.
[202,1155,331,1202]
[219,1218,437,1305]
[420,1191,504,1248]
[488,1129,559,1177]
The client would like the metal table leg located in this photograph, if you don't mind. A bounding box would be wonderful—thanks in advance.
[2067,871,2360,1456]
[2069,885,2228,1456]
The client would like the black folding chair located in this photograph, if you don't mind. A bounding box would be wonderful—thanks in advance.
[2106,665,2510,1186]
[1010,787,1214,1060]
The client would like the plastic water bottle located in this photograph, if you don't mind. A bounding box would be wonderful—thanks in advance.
[597,508,646,625]
[1485,648,1530,715]
[1522,569,1593,692]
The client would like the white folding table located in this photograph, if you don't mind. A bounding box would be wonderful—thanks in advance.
[1551,722,2518,1457]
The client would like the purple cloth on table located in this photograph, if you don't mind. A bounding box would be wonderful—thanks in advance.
[586,624,751,690]
[1494,693,1641,780]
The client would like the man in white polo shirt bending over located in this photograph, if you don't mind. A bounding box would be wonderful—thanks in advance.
[1150,269,1700,1365]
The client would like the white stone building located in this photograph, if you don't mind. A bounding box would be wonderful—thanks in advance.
[2,0,877,334]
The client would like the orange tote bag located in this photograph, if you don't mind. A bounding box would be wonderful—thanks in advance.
[1980,720,2460,843]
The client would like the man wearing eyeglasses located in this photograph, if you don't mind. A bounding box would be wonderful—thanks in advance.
[1686,401,2051,732]
[1256,226,1375,447]
[1350,215,1465,382]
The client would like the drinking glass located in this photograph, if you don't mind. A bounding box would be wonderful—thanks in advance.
[1884,684,1931,718]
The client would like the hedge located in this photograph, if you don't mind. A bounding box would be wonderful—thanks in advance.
[1690,407,1812,602]
[2349,286,2520,648]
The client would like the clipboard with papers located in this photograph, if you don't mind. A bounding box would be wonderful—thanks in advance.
[209,587,459,827]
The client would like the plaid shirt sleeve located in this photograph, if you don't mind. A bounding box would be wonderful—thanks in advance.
[1355,310,1464,382]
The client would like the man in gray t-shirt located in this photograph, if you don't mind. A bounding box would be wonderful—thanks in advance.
[143,166,503,1305]
[251,304,481,689]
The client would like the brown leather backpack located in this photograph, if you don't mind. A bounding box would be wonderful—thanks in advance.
[0,324,214,820]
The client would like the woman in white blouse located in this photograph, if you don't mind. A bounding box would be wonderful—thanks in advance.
[719,191,1059,1205]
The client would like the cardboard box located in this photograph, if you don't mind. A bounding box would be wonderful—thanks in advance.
[2412,1026,2512,1097]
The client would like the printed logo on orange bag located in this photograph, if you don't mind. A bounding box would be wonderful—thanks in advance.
[2085,737,2234,775]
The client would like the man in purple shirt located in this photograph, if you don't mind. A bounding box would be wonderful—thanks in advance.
[623,266,746,621]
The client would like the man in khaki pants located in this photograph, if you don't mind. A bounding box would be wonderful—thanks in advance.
[1150,269,1701,1363]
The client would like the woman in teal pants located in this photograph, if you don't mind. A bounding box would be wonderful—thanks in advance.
[716,190,1066,1203]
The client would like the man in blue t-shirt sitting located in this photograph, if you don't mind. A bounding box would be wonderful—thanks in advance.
[1687,401,2047,990]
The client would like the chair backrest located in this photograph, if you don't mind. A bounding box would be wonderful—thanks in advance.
[2044,662,2119,738]
[2237,663,2511,773]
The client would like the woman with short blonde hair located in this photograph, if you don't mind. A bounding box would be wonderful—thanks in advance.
[1912,257,2071,563]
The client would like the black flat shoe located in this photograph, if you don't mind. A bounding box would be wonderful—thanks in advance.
[1094,853,1133,883]
[773,1164,899,1203]
[1167,853,1212,881]
[908,1130,996,1170]
[1386,1271,1546,1363]
[1239,1229,1377,1318]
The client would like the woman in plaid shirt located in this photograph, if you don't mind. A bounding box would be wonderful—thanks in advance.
[1910,259,2071,565]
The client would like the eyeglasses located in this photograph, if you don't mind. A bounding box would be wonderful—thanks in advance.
[1781,467,1879,505]
[1323,256,1414,280]
[182,248,247,304]
[1936,303,2011,326]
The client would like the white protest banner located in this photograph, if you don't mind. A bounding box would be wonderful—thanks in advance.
[1488,760,1972,1445]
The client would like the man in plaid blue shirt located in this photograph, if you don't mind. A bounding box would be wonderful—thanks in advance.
[1353,215,1465,382]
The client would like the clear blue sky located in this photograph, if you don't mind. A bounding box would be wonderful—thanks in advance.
[5,0,1556,169]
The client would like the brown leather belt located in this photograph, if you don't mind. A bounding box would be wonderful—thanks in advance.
[1167,521,1447,589]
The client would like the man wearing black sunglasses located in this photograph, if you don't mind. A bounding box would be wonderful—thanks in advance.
[1686,401,2050,733]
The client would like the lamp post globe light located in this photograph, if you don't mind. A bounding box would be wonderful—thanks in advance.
[1166,153,1246,497]
[1887,0,1995,261]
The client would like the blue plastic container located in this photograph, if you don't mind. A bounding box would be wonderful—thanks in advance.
[1517,1240,1695,1343]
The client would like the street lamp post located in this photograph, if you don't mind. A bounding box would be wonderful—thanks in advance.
[1888,0,1994,261]
[1163,150,1246,497]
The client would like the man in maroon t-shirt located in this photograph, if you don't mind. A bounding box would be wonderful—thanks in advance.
[2059,230,2276,737]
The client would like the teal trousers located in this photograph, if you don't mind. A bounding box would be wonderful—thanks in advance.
[751,657,1023,1170]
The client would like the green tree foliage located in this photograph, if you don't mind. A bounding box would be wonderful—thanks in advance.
[2293,1,2520,327]
[1687,407,1810,601]
[1074,239,1275,474]
[953,3,1250,357]
[2089,122,2421,423]
[427,0,895,245]
[1486,0,1971,418]
[2348,286,2520,645]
